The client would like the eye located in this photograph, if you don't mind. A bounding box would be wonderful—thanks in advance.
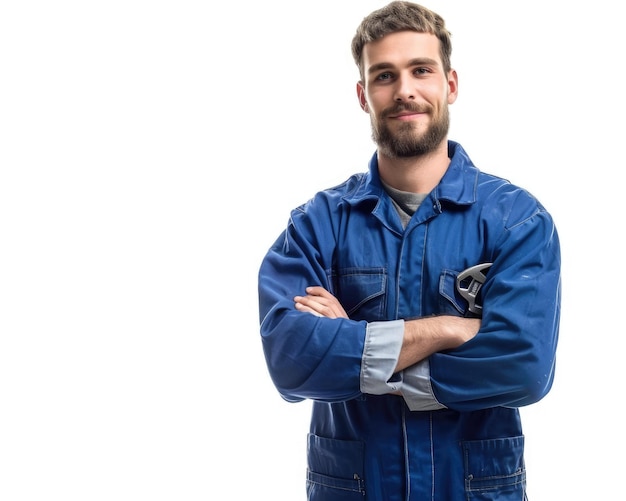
[413,67,431,76]
[375,72,393,82]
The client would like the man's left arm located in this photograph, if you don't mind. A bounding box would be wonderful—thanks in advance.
[408,205,561,412]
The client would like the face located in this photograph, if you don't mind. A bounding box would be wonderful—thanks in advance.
[357,30,458,158]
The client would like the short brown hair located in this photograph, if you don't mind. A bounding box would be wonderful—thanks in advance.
[351,1,452,80]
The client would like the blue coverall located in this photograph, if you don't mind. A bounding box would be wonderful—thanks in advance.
[258,141,561,500]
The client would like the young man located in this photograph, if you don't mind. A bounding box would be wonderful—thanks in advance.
[258,2,561,500]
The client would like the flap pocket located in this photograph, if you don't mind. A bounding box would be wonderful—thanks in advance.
[439,269,467,315]
[462,435,526,493]
[307,433,365,495]
[328,267,386,320]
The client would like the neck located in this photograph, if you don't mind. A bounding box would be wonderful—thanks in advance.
[377,140,450,194]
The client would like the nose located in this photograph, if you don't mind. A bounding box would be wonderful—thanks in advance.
[394,73,415,102]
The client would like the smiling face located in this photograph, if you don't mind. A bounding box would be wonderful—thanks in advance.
[357,30,458,159]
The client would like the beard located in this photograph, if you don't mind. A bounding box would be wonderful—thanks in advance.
[371,102,450,158]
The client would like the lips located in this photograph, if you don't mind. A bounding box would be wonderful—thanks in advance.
[392,112,423,118]
[383,105,429,119]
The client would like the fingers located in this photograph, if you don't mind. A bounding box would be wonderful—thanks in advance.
[293,286,349,319]
[294,294,340,318]
[293,302,323,317]
[303,286,334,299]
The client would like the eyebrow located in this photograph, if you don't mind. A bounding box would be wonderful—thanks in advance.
[367,57,440,76]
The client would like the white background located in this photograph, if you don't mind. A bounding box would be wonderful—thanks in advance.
[1,1,623,499]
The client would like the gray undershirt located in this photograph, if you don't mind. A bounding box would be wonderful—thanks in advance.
[382,181,428,228]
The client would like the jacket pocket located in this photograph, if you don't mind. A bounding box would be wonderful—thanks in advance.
[438,269,468,315]
[306,433,366,500]
[462,435,527,500]
[439,270,467,315]
[328,267,386,321]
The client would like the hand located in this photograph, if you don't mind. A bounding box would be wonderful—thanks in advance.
[294,286,349,319]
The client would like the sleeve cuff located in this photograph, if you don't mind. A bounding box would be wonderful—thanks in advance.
[401,359,447,411]
[360,320,404,395]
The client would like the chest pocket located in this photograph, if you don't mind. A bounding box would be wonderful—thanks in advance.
[439,268,487,318]
[328,267,387,321]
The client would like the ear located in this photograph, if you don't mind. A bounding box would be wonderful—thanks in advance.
[447,69,459,105]
[356,81,369,113]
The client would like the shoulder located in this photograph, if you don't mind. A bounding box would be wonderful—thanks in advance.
[476,171,554,230]
[293,172,370,215]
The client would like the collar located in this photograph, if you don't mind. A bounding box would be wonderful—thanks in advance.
[344,141,480,208]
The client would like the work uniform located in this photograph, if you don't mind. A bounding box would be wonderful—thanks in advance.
[258,141,561,500]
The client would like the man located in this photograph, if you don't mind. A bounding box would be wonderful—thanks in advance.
[258,2,561,500]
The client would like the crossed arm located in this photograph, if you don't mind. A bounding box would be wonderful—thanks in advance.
[294,286,480,372]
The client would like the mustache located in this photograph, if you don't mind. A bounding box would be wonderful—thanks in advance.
[382,103,431,119]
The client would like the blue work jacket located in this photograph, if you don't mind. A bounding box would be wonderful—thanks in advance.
[258,141,561,500]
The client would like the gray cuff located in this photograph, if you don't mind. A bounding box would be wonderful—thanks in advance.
[401,359,447,411]
[360,320,404,395]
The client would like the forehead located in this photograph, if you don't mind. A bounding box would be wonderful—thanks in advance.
[362,30,442,71]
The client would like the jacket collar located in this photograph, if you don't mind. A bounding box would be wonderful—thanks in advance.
[345,141,479,208]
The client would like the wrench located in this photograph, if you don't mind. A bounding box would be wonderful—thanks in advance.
[455,262,492,316]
